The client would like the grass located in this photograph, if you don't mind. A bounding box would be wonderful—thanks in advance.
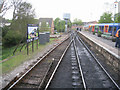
[2,42,28,61]
[2,46,16,60]
[0,38,57,74]
[2,38,56,61]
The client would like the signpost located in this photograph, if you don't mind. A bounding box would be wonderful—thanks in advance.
[27,24,39,55]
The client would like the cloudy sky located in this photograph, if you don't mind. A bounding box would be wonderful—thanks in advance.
[3,0,120,22]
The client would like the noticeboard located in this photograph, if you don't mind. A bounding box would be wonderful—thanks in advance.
[27,24,39,42]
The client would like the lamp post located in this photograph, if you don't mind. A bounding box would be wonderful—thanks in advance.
[112,0,118,41]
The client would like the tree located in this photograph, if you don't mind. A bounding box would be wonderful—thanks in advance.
[0,0,5,13]
[54,17,72,32]
[54,17,60,30]
[0,0,12,16]
[99,12,113,23]
[2,25,10,37]
[54,19,65,32]
[3,2,36,47]
[115,13,120,23]
[3,30,21,47]
[54,18,67,32]
[67,19,72,28]
[59,20,65,32]
[72,18,83,26]
[10,2,35,36]
[0,0,22,17]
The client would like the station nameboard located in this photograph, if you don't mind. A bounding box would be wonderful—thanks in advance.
[27,24,39,42]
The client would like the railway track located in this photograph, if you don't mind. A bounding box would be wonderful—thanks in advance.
[75,32,120,89]
[43,31,120,89]
[44,35,85,89]
[3,34,71,89]
[3,31,120,89]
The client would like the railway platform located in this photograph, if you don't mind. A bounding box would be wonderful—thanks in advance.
[78,30,120,81]
[78,30,120,58]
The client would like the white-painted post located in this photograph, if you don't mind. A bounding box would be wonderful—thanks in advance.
[118,1,120,13]
[65,24,67,32]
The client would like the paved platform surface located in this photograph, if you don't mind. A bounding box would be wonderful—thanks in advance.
[78,30,120,58]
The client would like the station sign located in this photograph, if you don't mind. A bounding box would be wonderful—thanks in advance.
[27,24,39,42]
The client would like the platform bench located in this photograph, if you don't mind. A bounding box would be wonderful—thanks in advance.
[101,32,112,40]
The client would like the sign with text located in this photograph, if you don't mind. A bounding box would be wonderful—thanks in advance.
[27,24,39,42]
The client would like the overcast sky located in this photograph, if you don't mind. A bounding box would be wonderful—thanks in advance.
[3,0,120,22]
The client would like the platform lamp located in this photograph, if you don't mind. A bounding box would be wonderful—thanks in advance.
[112,0,118,41]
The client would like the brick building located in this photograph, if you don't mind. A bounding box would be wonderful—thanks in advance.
[39,18,54,34]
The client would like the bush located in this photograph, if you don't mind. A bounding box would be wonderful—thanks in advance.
[97,31,102,37]
[93,31,95,35]
[97,31,102,35]
[2,26,10,37]
[3,30,22,47]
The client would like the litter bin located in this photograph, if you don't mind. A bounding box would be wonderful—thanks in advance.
[39,33,46,44]
[45,32,50,42]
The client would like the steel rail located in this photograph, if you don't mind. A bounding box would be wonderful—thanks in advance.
[45,38,73,90]
[38,58,54,89]
[73,36,87,90]
[76,32,120,90]
[6,35,70,90]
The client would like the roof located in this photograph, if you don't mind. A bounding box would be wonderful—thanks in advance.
[39,18,53,27]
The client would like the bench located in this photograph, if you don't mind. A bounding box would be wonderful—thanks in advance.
[101,32,112,40]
